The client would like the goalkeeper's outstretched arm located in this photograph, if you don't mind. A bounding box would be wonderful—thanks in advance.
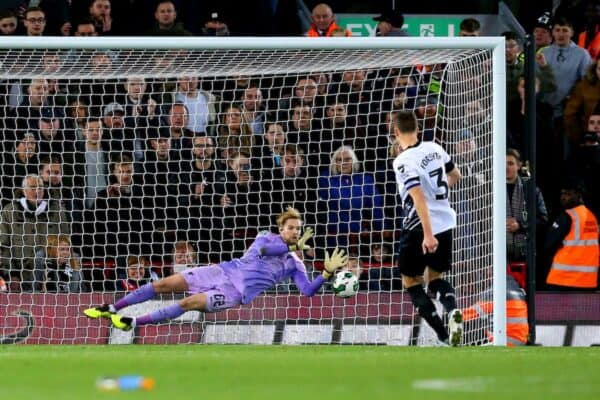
[293,247,348,296]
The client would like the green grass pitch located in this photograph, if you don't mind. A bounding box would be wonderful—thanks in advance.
[0,346,598,400]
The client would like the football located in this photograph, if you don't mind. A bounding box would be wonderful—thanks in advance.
[332,270,359,298]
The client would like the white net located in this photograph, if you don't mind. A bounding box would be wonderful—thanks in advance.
[0,43,496,345]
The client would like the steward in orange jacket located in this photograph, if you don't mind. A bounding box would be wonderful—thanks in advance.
[305,3,351,37]
[545,182,599,289]
[463,274,528,346]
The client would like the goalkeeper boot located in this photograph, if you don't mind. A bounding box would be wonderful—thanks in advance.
[110,314,135,332]
[83,304,114,320]
[448,309,464,347]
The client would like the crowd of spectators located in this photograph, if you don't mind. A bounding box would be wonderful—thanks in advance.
[0,1,598,294]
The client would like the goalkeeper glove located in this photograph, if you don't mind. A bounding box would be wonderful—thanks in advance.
[322,247,348,279]
[288,227,313,252]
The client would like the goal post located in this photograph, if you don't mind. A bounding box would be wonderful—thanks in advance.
[0,36,506,346]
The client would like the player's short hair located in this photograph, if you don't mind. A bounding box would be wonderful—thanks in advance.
[276,207,302,227]
[392,110,418,134]
[460,18,480,33]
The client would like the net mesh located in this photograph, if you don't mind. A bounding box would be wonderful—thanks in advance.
[0,46,494,345]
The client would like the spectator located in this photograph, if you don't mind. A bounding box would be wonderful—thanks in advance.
[139,128,182,251]
[213,150,270,260]
[270,144,319,228]
[69,52,119,117]
[458,18,481,37]
[1,132,39,206]
[363,242,400,291]
[216,104,254,162]
[120,76,158,132]
[545,179,599,290]
[318,145,384,248]
[177,135,225,256]
[148,0,191,36]
[414,95,439,141]
[73,117,109,209]
[101,102,140,159]
[541,17,592,122]
[33,234,84,293]
[507,76,557,207]
[12,78,50,132]
[567,112,600,217]
[374,136,404,235]
[74,18,98,36]
[93,153,151,260]
[36,106,67,157]
[278,77,325,122]
[0,9,18,35]
[38,155,79,217]
[506,148,548,266]
[564,59,600,144]
[88,0,113,35]
[503,31,556,106]
[257,121,287,171]
[241,86,266,135]
[0,174,70,291]
[373,8,409,37]
[171,241,198,275]
[306,3,350,37]
[534,12,553,52]
[174,75,216,135]
[310,100,359,168]
[200,10,229,36]
[22,7,46,36]
[119,256,158,291]
[164,102,193,163]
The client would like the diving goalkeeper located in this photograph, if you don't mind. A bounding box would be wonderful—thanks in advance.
[84,207,348,331]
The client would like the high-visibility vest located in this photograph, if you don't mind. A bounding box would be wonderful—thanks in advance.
[463,277,528,346]
[578,29,600,60]
[547,205,599,289]
[306,22,351,37]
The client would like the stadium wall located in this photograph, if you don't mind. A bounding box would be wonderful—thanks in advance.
[1,293,598,346]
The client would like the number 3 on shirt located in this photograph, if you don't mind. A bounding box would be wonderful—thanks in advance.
[429,167,448,200]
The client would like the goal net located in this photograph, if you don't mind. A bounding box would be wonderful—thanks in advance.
[0,37,506,346]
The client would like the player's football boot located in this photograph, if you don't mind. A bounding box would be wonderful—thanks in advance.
[448,309,463,346]
[83,304,114,319]
[110,314,134,331]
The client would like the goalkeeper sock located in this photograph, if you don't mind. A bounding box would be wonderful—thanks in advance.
[428,278,457,313]
[136,303,185,326]
[114,283,156,311]
[407,284,448,341]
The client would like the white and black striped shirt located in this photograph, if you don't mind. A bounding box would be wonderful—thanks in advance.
[393,141,456,233]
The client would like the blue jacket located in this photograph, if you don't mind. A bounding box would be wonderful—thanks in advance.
[318,172,384,234]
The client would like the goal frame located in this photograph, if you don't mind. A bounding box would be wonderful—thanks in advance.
[0,36,506,346]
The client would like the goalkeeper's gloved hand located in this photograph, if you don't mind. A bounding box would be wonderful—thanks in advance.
[288,227,313,252]
[322,247,349,279]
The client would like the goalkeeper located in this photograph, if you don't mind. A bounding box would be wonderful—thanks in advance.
[84,207,347,331]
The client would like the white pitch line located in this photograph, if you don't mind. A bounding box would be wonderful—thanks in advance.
[412,377,492,392]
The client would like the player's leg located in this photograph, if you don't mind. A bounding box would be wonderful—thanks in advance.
[403,275,449,344]
[111,293,207,331]
[84,272,189,319]
[110,267,243,331]
[399,229,449,344]
[424,229,462,346]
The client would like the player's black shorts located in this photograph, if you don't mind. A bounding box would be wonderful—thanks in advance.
[397,229,453,277]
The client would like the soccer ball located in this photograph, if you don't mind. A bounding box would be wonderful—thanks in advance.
[332,270,359,298]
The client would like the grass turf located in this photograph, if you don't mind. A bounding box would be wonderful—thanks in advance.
[0,346,598,400]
